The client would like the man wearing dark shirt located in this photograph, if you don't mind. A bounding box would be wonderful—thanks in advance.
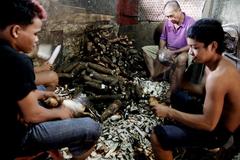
[0,0,101,159]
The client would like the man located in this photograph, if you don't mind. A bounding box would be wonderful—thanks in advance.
[149,18,240,160]
[0,0,101,159]
[142,0,195,92]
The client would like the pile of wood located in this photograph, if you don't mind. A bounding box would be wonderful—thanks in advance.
[56,22,147,119]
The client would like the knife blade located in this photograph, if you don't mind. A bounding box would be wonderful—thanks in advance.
[48,45,61,65]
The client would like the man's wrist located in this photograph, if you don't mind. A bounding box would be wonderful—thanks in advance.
[167,107,174,119]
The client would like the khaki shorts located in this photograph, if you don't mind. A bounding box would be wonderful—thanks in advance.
[142,45,159,59]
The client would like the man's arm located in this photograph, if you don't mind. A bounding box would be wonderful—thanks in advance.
[171,46,190,54]
[159,21,167,50]
[34,62,52,73]
[34,89,57,100]
[151,73,225,131]
[18,90,73,124]
[159,39,166,49]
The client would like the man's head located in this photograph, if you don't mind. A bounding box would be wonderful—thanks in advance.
[187,18,225,63]
[163,0,182,24]
[187,18,225,54]
[0,0,47,53]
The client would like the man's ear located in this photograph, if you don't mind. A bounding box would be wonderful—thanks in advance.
[10,25,21,38]
[210,41,218,52]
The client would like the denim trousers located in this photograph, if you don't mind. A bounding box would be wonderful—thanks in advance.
[20,117,102,157]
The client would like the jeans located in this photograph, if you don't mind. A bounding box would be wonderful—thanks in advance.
[37,85,46,91]
[20,117,101,157]
[154,123,232,150]
[170,90,204,114]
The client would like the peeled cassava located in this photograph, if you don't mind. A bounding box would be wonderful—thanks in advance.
[62,99,86,117]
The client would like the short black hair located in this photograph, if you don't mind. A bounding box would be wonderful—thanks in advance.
[0,0,47,30]
[187,18,225,54]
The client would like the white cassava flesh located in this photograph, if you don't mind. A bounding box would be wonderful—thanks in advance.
[62,99,86,114]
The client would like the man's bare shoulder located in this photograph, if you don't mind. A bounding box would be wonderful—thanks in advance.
[205,58,240,90]
[217,58,240,92]
[221,58,240,79]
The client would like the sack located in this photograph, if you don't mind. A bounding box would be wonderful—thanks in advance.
[151,49,172,79]
[158,49,174,66]
[143,48,172,79]
[222,24,238,53]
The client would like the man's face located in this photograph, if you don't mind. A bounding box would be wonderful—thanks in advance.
[15,17,42,53]
[187,38,213,63]
[164,6,181,24]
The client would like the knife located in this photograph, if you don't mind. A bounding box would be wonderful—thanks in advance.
[48,45,61,65]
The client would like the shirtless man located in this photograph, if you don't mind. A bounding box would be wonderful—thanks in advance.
[149,18,240,160]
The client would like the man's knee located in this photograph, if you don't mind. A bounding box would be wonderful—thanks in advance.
[142,46,148,53]
[150,129,159,144]
[49,71,59,85]
[170,90,203,113]
[142,45,159,57]
[176,52,188,66]
[150,129,168,150]
[83,117,102,141]
[35,70,58,86]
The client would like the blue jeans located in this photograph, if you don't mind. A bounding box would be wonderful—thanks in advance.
[37,85,47,91]
[154,90,231,150]
[154,124,232,150]
[19,117,101,157]
[170,90,204,114]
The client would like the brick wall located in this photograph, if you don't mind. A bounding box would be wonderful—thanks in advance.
[139,0,206,21]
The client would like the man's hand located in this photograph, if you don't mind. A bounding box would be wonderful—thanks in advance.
[34,90,58,101]
[167,49,177,57]
[149,97,170,118]
[58,104,74,119]
[157,49,174,66]
[44,96,63,108]
[41,62,52,71]
[34,62,52,73]
[149,97,159,106]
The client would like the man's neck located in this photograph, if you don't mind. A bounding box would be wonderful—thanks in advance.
[178,12,184,25]
[206,54,222,71]
[174,12,184,29]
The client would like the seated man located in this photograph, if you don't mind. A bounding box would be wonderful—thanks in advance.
[0,1,101,159]
[149,18,240,160]
[142,0,195,93]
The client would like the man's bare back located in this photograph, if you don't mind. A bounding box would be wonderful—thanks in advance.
[211,57,240,132]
